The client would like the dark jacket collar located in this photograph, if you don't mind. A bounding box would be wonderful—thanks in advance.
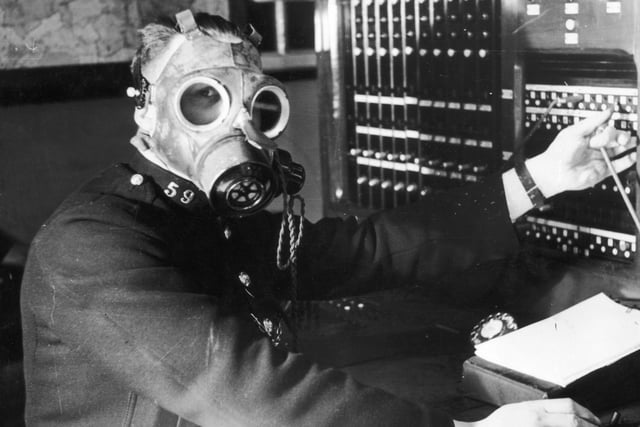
[129,152,211,214]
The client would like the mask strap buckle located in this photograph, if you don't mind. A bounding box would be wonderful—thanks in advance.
[127,76,150,109]
[175,9,199,35]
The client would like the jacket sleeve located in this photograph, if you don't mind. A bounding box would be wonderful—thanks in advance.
[23,197,454,427]
[296,174,521,299]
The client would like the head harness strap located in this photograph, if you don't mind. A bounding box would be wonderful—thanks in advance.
[141,10,198,85]
[175,9,199,35]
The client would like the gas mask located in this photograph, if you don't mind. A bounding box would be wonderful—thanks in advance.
[131,10,304,217]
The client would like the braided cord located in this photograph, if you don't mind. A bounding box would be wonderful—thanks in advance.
[276,195,305,274]
[274,153,305,351]
[274,154,306,285]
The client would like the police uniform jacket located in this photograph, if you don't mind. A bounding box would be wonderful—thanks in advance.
[21,153,520,426]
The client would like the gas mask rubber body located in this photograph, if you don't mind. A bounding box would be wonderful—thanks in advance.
[132,10,304,217]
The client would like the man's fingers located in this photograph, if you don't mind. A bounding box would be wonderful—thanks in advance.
[571,108,614,136]
[616,131,633,147]
[606,135,636,159]
[572,403,603,426]
[542,399,601,426]
[588,126,616,148]
[541,413,600,427]
[610,151,637,174]
[606,133,637,173]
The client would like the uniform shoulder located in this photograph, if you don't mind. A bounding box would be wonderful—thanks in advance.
[32,162,171,257]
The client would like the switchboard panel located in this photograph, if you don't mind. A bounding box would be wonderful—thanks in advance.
[317,0,640,275]
[517,54,638,263]
[338,0,503,211]
[506,0,640,266]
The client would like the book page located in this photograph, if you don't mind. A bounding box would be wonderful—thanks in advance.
[474,293,640,387]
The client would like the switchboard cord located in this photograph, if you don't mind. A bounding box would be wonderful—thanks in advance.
[521,97,562,146]
[599,146,640,233]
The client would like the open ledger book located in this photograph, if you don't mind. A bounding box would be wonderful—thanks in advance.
[474,293,640,387]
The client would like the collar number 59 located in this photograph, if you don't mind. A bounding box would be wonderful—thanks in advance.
[164,181,195,205]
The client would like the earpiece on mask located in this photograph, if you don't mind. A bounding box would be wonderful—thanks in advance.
[133,84,157,136]
[275,149,305,195]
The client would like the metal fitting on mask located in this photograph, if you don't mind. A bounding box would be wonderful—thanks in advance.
[275,149,305,196]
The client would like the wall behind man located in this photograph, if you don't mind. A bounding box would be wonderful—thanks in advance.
[0,0,228,69]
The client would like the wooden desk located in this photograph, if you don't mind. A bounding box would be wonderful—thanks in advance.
[342,354,495,422]
[297,286,640,425]
[296,288,497,422]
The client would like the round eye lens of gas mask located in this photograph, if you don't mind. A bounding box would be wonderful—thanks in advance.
[177,77,230,128]
[250,85,290,139]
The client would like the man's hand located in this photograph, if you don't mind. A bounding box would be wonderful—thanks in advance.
[527,108,636,198]
[454,398,601,427]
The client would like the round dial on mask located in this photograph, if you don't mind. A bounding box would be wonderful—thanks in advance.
[210,162,277,217]
[227,179,265,208]
[250,85,290,139]
[177,77,230,129]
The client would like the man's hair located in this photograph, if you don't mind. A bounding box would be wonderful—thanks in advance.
[130,12,246,100]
